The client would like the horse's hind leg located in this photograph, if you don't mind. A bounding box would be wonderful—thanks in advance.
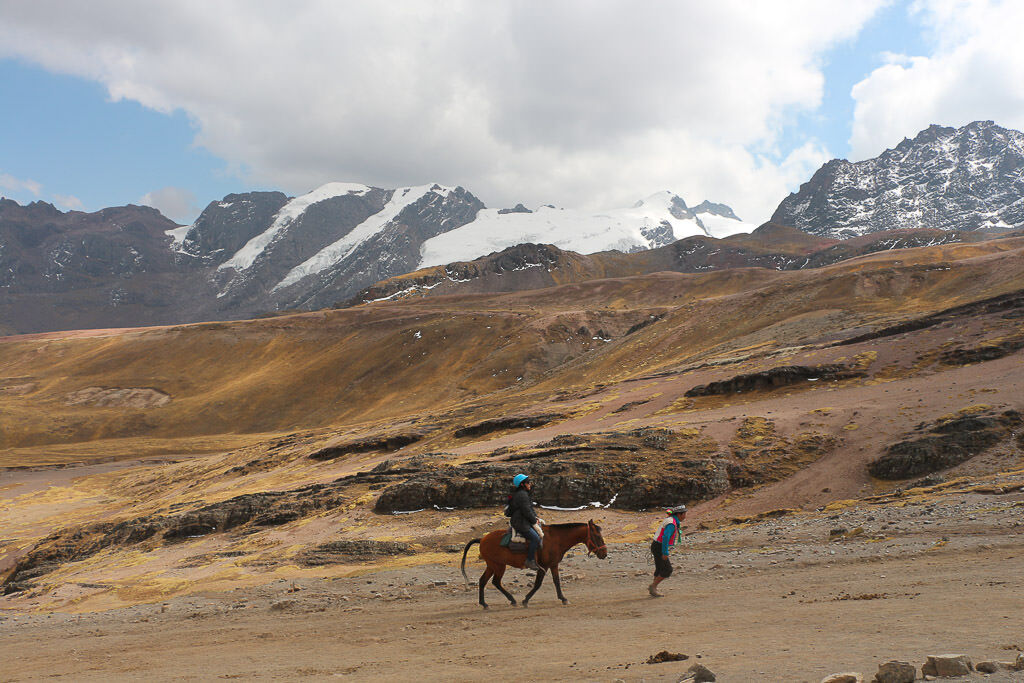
[521,569,546,607]
[478,566,494,609]
[490,566,516,606]
[550,566,569,605]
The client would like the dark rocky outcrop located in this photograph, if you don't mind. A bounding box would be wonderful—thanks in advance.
[453,414,564,439]
[3,484,350,594]
[869,409,1023,479]
[308,433,425,460]
[375,428,728,512]
[939,335,1024,365]
[838,288,1024,346]
[685,365,865,397]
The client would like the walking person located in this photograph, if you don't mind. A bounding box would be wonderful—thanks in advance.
[508,473,542,570]
[649,504,687,597]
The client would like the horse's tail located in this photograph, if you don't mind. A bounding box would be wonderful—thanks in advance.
[460,538,481,585]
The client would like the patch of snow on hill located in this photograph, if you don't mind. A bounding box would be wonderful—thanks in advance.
[164,224,191,252]
[219,182,371,272]
[275,184,451,290]
[418,192,743,269]
[698,213,757,238]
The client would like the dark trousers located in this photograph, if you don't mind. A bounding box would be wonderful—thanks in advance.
[522,527,541,561]
[651,540,673,578]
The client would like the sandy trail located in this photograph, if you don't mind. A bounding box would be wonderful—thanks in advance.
[3,498,1024,682]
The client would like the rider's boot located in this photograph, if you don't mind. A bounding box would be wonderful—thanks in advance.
[525,557,541,571]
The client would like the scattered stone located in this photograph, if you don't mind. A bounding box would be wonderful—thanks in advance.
[269,599,296,611]
[646,650,689,664]
[680,662,716,682]
[821,673,862,683]
[975,660,1015,674]
[921,654,972,677]
[873,660,916,683]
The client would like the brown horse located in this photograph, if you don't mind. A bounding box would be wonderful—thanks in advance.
[460,520,608,609]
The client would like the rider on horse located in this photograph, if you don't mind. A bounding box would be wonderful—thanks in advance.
[508,473,542,570]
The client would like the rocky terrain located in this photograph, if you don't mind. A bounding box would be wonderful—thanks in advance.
[773,120,1024,238]
[1,225,1023,679]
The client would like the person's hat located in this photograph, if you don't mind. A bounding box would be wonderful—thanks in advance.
[667,504,687,515]
[512,473,529,488]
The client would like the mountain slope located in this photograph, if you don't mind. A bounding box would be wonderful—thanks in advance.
[349,223,1014,305]
[772,120,1024,238]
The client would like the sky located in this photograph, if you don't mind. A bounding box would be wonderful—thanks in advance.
[1,1,1023,225]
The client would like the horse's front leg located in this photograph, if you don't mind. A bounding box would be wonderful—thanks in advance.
[550,565,569,605]
[521,569,546,607]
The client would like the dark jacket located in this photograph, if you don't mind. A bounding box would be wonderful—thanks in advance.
[508,487,538,534]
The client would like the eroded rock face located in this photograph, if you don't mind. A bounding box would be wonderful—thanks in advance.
[308,433,425,460]
[939,335,1024,366]
[374,428,729,512]
[869,409,1023,479]
[685,365,865,398]
[453,414,565,439]
[3,484,349,595]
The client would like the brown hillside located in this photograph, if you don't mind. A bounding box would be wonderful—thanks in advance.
[1,231,1023,614]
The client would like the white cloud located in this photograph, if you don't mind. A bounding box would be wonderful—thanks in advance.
[0,172,43,197]
[138,186,198,223]
[0,1,885,224]
[53,194,84,211]
[850,0,1024,160]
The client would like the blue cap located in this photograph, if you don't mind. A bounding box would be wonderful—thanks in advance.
[512,473,529,488]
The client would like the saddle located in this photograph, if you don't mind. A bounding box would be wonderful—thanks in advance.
[500,524,543,552]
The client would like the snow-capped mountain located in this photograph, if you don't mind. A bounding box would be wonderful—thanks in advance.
[772,120,1024,238]
[418,191,754,268]
[175,182,484,312]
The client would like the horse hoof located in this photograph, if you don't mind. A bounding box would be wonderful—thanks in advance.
[481,604,489,610]
[561,600,570,606]
[521,602,530,609]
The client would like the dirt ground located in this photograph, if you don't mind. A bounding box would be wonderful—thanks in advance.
[4,488,1024,682]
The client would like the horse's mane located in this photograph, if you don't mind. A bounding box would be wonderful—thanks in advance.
[546,522,589,529]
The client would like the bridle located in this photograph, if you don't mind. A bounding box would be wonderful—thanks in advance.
[584,522,606,556]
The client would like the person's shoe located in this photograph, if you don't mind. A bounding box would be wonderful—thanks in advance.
[648,582,664,598]
[525,559,541,571]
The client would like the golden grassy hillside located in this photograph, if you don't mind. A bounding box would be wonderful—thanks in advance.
[1,235,1022,459]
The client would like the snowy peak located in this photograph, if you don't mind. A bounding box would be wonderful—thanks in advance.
[417,192,752,269]
[772,120,1024,238]
[275,183,457,290]
[219,183,373,272]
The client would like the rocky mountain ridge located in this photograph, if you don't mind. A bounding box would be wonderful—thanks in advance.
[0,184,746,334]
[772,120,1024,237]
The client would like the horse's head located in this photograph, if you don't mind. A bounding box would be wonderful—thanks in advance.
[586,519,608,559]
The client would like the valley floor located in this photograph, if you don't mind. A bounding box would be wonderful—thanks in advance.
[3,487,1024,682]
